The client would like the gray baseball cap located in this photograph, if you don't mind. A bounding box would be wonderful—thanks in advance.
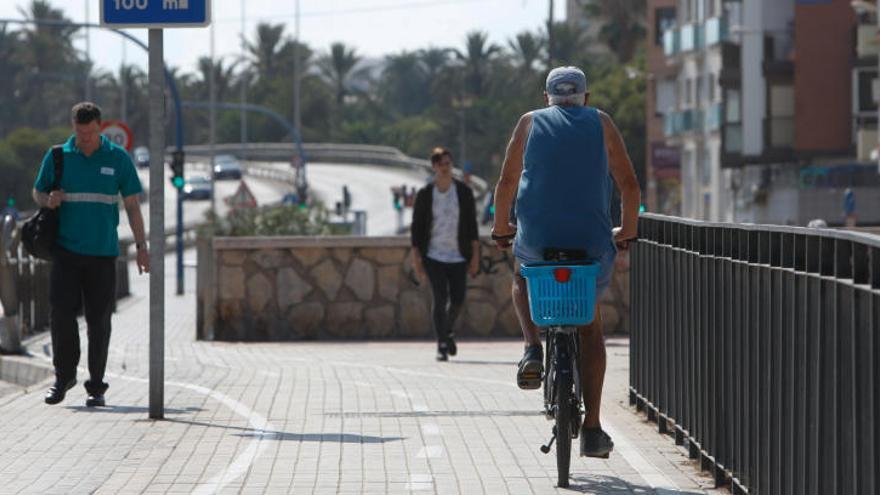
[545,66,588,96]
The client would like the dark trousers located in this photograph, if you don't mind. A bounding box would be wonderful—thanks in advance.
[423,257,467,344]
[49,248,116,394]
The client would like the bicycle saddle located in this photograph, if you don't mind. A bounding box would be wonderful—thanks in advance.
[542,248,588,262]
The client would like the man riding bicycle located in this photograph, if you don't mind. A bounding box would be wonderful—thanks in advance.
[491,66,640,458]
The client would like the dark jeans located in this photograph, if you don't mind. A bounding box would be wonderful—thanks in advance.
[423,257,467,344]
[49,247,116,395]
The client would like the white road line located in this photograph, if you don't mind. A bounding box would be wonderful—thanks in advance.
[415,446,444,459]
[405,474,434,491]
[33,354,274,495]
[421,423,441,436]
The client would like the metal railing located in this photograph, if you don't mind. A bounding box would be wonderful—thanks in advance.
[0,215,132,352]
[629,213,879,495]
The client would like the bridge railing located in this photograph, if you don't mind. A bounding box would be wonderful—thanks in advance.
[630,213,878,495]
[180,143,488,195]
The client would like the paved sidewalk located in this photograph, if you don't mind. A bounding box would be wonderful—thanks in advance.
[0,256,723,494]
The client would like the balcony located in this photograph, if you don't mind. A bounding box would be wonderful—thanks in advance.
[704,16,729,46]
[680,24,705,53]
[663,28,681,57]
[764,117,794,150]
[664,109,705,137]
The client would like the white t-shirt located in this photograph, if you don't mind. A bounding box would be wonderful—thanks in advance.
[427,184,465,263]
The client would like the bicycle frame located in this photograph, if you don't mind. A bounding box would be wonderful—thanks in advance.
[543,326,583,421]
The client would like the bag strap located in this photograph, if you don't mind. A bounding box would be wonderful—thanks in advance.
[50,145,64,191]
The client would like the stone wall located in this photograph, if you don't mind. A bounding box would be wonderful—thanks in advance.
[198,236,630,341]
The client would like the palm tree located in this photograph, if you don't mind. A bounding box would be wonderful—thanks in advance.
[0,24,22,134]
[246,23,286,82]
[15,0,82,127]
[317,42,363,107]
[548,22,588,66]
[381,51,428,116]
[194,57,238,104]
[508,31,544,73]
[583,0,646,63]
[455,31,500,98]
[418,46,452,81]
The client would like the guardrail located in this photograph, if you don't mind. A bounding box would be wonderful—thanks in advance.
[179,142,488,195]
[629,213,879,494]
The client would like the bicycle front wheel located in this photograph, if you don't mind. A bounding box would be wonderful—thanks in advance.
[555,373,573,488]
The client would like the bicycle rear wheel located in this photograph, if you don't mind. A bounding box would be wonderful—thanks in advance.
[555,373,572,488]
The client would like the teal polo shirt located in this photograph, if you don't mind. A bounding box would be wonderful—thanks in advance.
[34,134,143,257]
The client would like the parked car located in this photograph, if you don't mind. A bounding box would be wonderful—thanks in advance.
[133,146,150,168]
[182,176,213,201]
[213,155,243,180]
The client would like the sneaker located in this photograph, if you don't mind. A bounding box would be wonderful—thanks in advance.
[516,344,543,389]
[446,334,457,357]
[436,341,449,362]
[580,426,614,458]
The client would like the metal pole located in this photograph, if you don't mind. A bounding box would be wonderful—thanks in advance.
[293,0,302,133]
[547,0,555,71]
[84,0,91,101]
[210,21,217,217]
[121,41,128,123]
[240,0,248,160]
[148,29,165,420]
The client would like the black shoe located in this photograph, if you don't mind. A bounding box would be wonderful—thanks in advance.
[516,344,543,390]
[44,379,76,405]
[580,426,614,458]
[85,393,105,408]
[436,341,449,361]
[446,335,457,357]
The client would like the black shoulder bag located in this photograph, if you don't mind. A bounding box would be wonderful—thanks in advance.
[21,145,64,260]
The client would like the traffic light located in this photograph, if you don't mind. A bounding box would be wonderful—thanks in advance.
[342,185,352,209]
[639,204,646,213]
[335,201,343,216]
[170,150,185,189]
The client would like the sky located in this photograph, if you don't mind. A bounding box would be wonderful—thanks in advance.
[0,0,568,76]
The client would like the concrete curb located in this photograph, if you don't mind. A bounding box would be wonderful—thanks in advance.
[0,352,53,388]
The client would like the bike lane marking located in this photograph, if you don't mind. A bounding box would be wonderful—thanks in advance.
[34,353,274,495]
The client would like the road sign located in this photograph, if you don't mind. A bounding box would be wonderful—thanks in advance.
[225,181,257,209]
[101,120,134,152]
[100,0,211,29]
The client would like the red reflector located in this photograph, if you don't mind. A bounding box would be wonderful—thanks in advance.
[553,268,572,283]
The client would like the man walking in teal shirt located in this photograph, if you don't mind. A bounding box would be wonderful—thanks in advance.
[33,102,150,407]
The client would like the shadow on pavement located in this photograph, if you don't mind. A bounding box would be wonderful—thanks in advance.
[444,359,518,366]
[65,405,203,414]
[326,410,542,418]
[164,418,404,444]
[566,474,706,494]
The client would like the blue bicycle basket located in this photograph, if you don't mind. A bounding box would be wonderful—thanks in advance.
[520,262,600,326]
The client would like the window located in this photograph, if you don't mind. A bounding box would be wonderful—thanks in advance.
[697,76,705,105]
[726,89,741,122]
[657,79,676,114]
[685,78,693,107]
[655,7,677,46]
[701,144,713,186]
[707,73,716,103]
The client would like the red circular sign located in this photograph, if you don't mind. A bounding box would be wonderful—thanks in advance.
[100,120,134,152]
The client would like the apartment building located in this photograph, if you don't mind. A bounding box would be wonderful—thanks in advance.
[649,0,880,225]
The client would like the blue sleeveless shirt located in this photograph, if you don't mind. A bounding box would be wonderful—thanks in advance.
[515,105,613,258]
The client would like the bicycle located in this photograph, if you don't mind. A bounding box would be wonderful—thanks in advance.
[494,232,600,488]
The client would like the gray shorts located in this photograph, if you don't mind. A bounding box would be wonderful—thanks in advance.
[514,242,617,298]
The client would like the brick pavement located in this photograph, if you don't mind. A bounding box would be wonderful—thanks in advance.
[0,255,724,494]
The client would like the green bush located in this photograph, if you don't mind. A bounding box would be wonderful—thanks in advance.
[201,202,350,237]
